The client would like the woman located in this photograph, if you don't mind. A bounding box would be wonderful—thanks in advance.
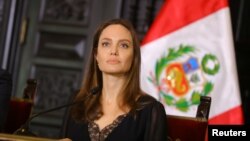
[63,19,167,141]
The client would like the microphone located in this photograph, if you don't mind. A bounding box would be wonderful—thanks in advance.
[13,86,100,136]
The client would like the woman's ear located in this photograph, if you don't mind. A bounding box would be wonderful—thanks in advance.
[94,49,98,63]
[95,56,99,64]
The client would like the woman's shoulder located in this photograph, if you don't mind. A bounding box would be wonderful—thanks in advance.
[137,94,155,102]
[137,94,165,111]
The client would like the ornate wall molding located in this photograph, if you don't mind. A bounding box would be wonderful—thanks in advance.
[40,0,90,26]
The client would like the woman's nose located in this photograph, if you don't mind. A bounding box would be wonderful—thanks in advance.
[110,46,118,55]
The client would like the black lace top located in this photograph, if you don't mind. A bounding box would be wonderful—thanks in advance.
[88,114,127,141]
[65,95,168,141]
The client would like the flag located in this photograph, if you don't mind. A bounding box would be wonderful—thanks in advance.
[140,0,244,124]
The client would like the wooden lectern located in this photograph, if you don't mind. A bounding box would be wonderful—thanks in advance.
[0,133,58,141]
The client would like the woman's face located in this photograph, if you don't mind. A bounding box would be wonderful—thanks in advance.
[95,24,134,75]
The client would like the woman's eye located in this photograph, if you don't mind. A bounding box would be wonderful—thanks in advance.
[120,43,129,48]
[102,42,110,47]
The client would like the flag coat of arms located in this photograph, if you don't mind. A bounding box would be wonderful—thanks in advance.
[140,0,244,124]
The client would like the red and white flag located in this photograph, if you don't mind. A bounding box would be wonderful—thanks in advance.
[140,0,244,124]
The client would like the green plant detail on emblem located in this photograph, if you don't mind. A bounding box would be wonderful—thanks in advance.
[148,44,218,112]
[202,54,220,75]
[159,81,213,112]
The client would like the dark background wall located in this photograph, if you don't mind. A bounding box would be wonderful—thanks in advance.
[0,0,249,138]
[229,0,250,124]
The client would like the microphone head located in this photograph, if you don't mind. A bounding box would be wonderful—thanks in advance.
[90,86,101,95]
[13,125,37,136]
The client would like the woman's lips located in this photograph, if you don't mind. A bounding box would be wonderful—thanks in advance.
[107,59,120,64]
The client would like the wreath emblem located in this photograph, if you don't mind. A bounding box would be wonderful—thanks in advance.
[148,44,220,112]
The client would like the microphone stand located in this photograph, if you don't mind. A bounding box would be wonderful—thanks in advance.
[13,86,100,136]
[13,101,80,136]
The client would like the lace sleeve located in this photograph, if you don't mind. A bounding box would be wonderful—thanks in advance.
[144,101,168,141]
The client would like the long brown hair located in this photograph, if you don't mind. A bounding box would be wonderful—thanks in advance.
[71,19,143,122]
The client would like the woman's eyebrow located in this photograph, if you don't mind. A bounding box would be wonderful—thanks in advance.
[100,38,111,41]
[100,38,132,43]
[119,39,132,43]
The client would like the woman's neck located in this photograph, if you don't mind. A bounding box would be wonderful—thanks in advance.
[101,74,126,105]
